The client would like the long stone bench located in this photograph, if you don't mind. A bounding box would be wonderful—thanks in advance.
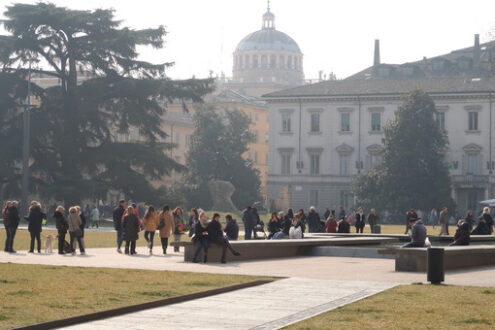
[171,237,398,263]
[311,233,495,243]
[380,246,495,272]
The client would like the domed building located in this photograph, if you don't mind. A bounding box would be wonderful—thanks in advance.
[227,3,304,98]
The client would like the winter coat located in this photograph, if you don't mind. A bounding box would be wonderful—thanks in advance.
[280,217,292,235]
[122,213,139,241]
[465,214,474,230]
[354,213,365,229]
[410,220,427,246]
[193,221,208,242]
[207,220,224,242]
[438,210,449,225]
[224,219,239,240]
[143,212,160,232]
[188,215,198,237]
[268,220,281,237]
[27,206,45,233]
[367,213,378,227]
[54,211,68,233]
[453,222,470,245]
[242,209,256,228]
[159,211,175,238]
[90,208,100,221]
[307,210,321,232]
[337,220,350,233]
[5,206,20,229]
[482,213,493,234]
[325,219,337,233]
[67,213,82,233]
[113,205,125,230]
[472,219,491,235]
[122,208,142,226]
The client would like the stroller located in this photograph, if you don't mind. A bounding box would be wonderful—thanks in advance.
[253,220,268,239]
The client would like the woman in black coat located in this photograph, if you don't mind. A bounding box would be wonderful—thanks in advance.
[54,206,69,254]
[267,212,280,239]
[450,220,470,246]
[27,202,46,253]
[122,206,140,255]
[354,207,365,233]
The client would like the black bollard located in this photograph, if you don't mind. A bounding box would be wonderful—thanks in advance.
[427,247,444,284]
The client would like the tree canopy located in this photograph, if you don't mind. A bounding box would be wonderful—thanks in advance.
[352,90,453,213]
[0,3,213,206]
[185,104,261,209]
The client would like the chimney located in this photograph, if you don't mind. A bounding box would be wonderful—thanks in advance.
[373,39,381,67]
[473,34,480,72]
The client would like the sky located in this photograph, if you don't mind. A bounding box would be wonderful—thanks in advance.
[1,0,495,80]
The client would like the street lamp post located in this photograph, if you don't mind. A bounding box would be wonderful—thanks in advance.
[21,61,32,217]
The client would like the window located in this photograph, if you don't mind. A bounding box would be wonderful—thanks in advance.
[310,113,320,132]
[309,190,319,208]
[467,190,479,212]
[310,154,320,175]
[253,55,258,68]
[340,155,350,176]
[253,130,259,143]
[254,151,258,164]
[281,153,291,175]
[340,191,350,209]
[287,56,292,69]
[467,154,479,174]
[437,112,445,130]
[341,113,350,132]
[175,132,180,146]
[370,154,380,168]
[371,113,381,131]
[255,112,259,121]
[282,113,291,132]
[468,112,478,131]
[270,55,276,68]
[245,55,250,68]
[185,135,191,147]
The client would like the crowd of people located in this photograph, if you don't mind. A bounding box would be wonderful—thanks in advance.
[2,199,494,258]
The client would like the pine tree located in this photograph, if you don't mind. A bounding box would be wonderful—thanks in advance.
[352,90,453,213]
[0,3,213,206]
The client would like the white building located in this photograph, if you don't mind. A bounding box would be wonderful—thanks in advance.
[264,36,495,216]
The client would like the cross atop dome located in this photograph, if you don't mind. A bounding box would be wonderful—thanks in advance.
[262,0,275,30]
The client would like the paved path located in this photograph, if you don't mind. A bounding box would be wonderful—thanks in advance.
[63,278,396,330]
[2,247,495,286]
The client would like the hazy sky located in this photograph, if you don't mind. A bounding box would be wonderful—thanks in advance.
[1,0,495,80]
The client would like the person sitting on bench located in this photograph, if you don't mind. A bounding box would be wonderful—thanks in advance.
[207,213,241,263]
[450,219,470,246]
[402,215,426,248]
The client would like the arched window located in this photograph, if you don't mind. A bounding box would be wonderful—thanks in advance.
[270,55,276,68]
[239,56,243,69]
[261,55,267,68]
[287,56,292,69]
[253,55,258,68]
[245,55,250,68]
[279,55,285,68]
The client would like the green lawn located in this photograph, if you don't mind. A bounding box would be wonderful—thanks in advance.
[0,263,271,329]
[286,284,495,329]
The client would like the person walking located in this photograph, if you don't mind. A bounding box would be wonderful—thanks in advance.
[27,201,45,253]
[54,206,68,255]
[67,207,85,255]
[429,208,438,228]
[207,213,240,263]
[188,208,199,238]
[122,206,140,255]
[438,207,449,236]
[354,207,365,234]
[192,212,209,263]
[307,206,321,233]
[143,206,159,255]
[479,207,493,234]
[158,205,175,254]
[465,210,474,231]
[2,201,11,251]
[367,208,379,233]
[113,200,126,254]
[90,205,100,228]
[4,201,20,253]
[242,206,255,240]
[224,214,239,241]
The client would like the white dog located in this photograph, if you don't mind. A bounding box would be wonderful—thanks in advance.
[45,234,55,254]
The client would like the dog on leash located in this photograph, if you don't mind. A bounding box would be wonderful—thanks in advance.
[45,234,55,254]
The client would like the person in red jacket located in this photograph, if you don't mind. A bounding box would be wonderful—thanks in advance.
[325,210,337,233]
[122,203,143,228]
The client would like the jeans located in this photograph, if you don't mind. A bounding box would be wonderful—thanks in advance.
[4,227,16,252]
[57,231,66,253]
[173,234,181,252]
[356,227,364,233]
[116,229,123,249]
[210,237,238,262]
[125,240,136,254]
[91,219,99,228]
[29,231,41,252]
[244,224,253,240]
[160,237,169,253]
[144,231,155,249]
[69,232,85,253]
[193,239,208,261]
[402,241,425,248]
[404,224,411,234]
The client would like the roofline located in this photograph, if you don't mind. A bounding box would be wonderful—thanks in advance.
[263,90,495,99]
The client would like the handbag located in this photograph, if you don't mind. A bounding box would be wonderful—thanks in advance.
[178,222,186,232]
[157,218,165,230]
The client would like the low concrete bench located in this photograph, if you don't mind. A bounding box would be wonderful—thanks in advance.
[380,246,495,272]
[171,237,398,263]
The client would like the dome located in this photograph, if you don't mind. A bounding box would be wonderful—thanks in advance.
[235,29,301,53]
